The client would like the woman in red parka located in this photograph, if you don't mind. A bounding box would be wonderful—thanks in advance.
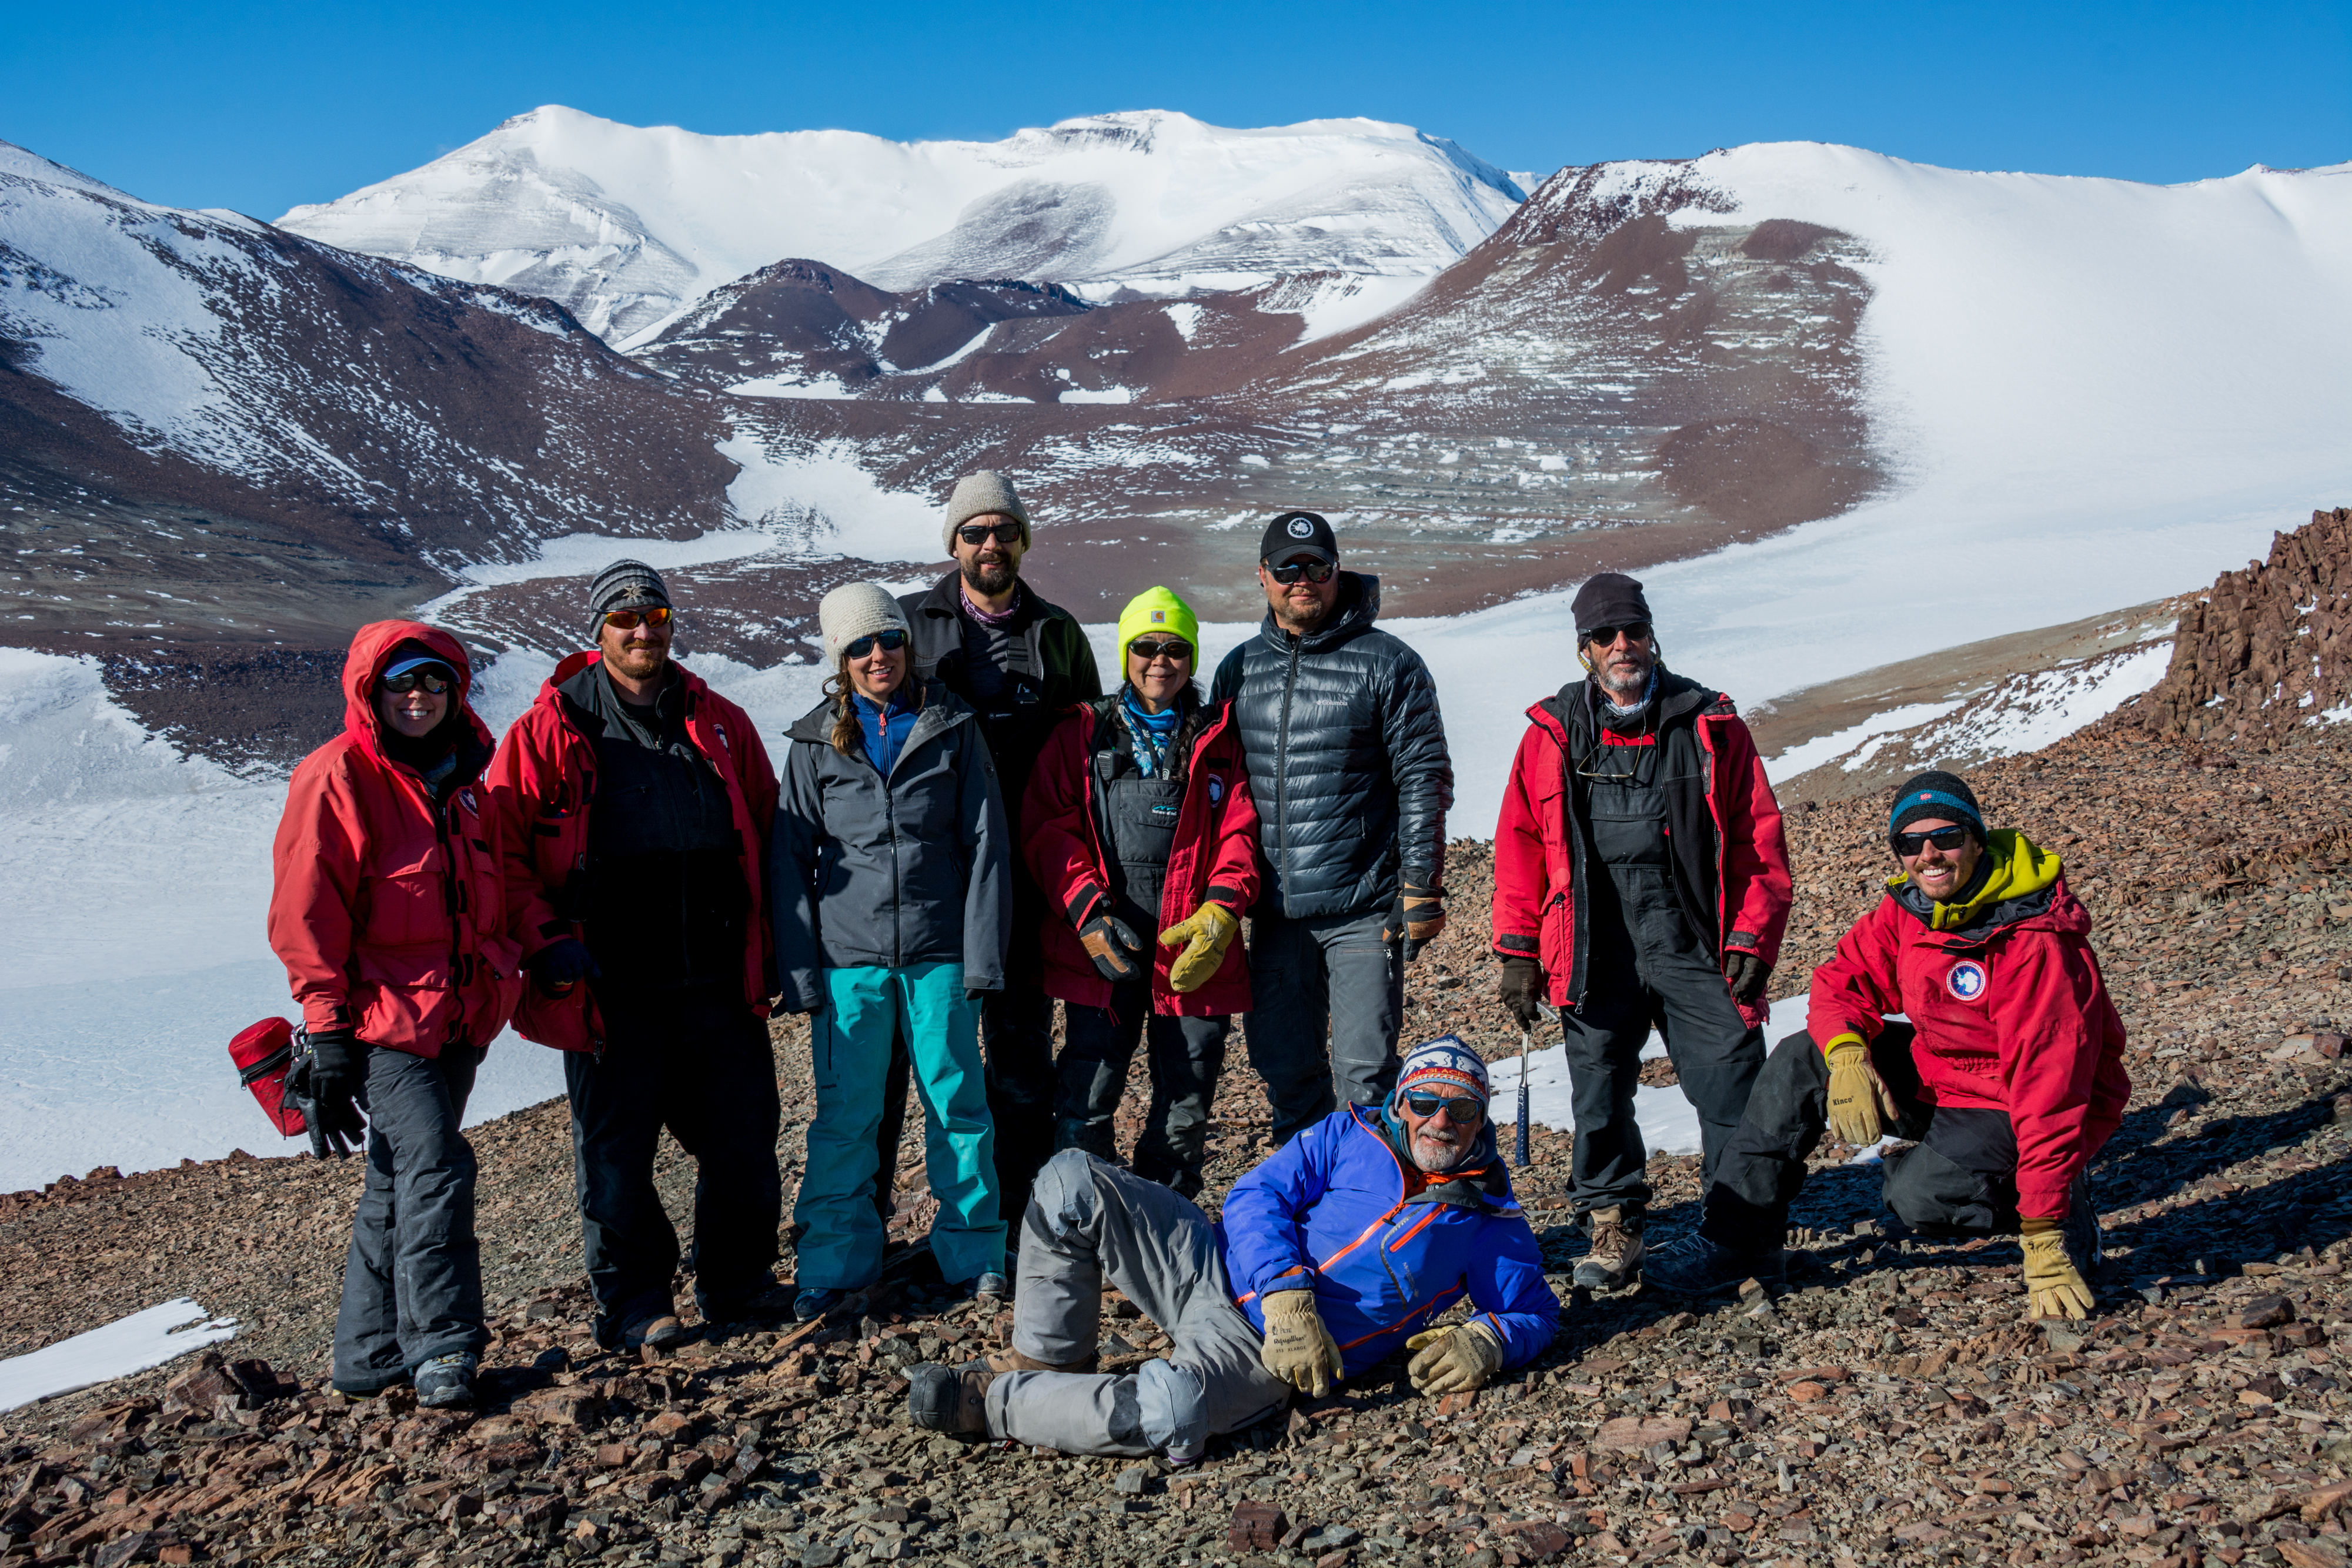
[1023,587,1259,1198]
[268,620,521,1406]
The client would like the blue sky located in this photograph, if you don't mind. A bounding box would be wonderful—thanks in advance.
[5,0,2346,215]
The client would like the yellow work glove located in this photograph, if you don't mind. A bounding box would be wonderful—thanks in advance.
[2020,1217,2094,1319]
[1258,1289,1343,1398]
[1157,902,1240,994]
[1823,1034,1900,1146]
[1405,1321,1503,1397]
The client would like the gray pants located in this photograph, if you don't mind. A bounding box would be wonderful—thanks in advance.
[1242,907,1404,1147]
[333,1044,487,1393]
[988,1151,1290,1456]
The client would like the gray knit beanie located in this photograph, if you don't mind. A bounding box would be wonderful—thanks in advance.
[943,470,1032,551]
[818,582,910,663]
[587,559,671,640]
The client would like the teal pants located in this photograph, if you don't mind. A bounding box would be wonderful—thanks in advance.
[796,962,1005,1289]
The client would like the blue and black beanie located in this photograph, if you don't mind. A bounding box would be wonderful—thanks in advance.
[1890,770,1985,843]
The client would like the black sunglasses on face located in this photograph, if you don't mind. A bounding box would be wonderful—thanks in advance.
[1128,638,1191,663]
[957,521,1024,546]
[844,628,908,660]
[1583,622,1652,647]
[380,670,452,695]
[1892,825,1973,856]
[1267,556,1336,584]
[1401,1091,1484,1125]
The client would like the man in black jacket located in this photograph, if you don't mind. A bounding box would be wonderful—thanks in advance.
[1210,512,1453,1146]
[897,472,1104,1231]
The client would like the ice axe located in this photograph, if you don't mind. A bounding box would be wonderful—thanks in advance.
[1514,1028,1532,1168]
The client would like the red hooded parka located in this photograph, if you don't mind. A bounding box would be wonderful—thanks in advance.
[268,620,522,1057]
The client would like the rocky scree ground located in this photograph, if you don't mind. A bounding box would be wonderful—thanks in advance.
[8,721,2352,1568]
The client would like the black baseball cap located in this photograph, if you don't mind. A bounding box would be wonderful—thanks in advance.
[1260,510,1337,563]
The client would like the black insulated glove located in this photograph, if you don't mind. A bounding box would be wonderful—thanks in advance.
[1078,914,1146,983]
[289,1028,366,1159]
[530,937,599,998]
[1498,957,1549,1034]
[1722,932,1772,1004]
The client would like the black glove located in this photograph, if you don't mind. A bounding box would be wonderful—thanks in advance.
[1722,933,1772,1004]
[288,1028,365,1159]
[1078,914,1145,983]
[529,937,600,998]
[1498,957,1549,1034]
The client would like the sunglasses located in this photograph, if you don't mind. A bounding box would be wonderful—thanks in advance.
[1267,556,1337,585]
[957,521,1024,546]
[1401,1091,1484,1125]
[844,628,908,659]
[380,670,451,696]
[1583,622,1652,647]
[1892,825,1973,856]
[1128,638,1192,663]
[603,606,673,630]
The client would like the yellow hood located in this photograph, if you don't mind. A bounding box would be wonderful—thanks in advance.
[1889,828,2062,932]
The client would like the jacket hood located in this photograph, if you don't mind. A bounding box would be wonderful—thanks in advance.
[341,620,490,764]
[1890,828,2071,935]
[1256,571,1381,653]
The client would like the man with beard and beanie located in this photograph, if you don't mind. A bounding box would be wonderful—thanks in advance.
[898,1037,1557,1459]
[488,560,784,1349]
[1490,571,1791,1291]
[896,473,1102,1241]
[1643,771,2127,1318]
[1210,511,1453,1148]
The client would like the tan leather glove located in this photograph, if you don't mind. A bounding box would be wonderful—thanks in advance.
[1823,1033,1900,1145]
[1157,902,1240,994]
[1399,884,1446,962]
[1405,1321,1502,1396]
[1258,1289,1343,1398]
[2020,1217,2094,1319]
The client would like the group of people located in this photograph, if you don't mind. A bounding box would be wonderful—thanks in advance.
[268,469,2127,1459]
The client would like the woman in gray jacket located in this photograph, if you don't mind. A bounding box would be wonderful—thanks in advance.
[772,583,1012,1319]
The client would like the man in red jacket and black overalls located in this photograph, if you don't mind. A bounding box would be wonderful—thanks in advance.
[1643,770,2127,1319]
[1491,573,1792,1291]
[488,561,783,1350]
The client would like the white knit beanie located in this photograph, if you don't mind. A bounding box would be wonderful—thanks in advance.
[943,470,1032,551]
[817,582,910,662]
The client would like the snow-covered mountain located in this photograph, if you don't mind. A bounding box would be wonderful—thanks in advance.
[275,106,1526,345]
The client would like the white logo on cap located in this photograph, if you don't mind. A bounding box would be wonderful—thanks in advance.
[1288,517,1314,539]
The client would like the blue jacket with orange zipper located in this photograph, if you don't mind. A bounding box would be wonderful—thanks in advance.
[1217,1105,1559,1379]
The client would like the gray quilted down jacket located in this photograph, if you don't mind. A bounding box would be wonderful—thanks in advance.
[1209,573,1452,919]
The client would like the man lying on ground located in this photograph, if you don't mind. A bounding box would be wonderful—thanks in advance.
[904,1037,1560,1459]
[1643,770,2129,1319]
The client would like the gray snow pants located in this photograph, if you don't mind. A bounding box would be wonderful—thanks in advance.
[987,1150,1291,1456]
[333,1043,487,1393]
[1242,907,1404,1148]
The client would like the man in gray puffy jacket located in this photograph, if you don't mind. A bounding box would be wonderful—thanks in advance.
[1210,512,1453,1145]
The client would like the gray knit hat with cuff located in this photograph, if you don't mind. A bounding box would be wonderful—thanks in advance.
[587,559,671,640]
[943,470,1032,551]
[818,582,911,663]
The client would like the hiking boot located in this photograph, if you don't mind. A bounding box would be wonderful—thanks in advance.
[1573,1206,1646,1290]
[622,1314,691,1352]
[907,1360,996,1435]
[414,1352,477,1409]
[984,1346,1099,1375]
[793,1288,850,1323]
[1639,1234,1786,1298]
[966,1272,1011,1303]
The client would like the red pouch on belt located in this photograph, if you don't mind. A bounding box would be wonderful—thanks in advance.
[229,1017,307,1137]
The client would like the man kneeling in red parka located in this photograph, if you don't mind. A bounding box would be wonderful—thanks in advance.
[1643,770,2128,1320]
[269,621,522,1406]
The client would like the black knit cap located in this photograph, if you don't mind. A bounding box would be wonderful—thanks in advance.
[1890,770,1986,841]
[1260,510,1337,564]
[1571,572,1651,636]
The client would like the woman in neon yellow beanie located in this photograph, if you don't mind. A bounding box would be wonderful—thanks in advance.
[1018,586,1261,1199]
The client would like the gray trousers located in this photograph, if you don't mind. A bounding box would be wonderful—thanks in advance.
[333,1044,487,1392]
[1242,907,1404,1147]
[988,1151,1290,1456]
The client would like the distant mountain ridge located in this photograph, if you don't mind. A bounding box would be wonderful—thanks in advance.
[277,106,1527,345]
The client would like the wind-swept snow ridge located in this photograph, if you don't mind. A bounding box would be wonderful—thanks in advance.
[276,106,1527,345]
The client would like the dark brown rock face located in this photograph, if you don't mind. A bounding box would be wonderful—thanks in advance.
[2133,506,2352,747]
